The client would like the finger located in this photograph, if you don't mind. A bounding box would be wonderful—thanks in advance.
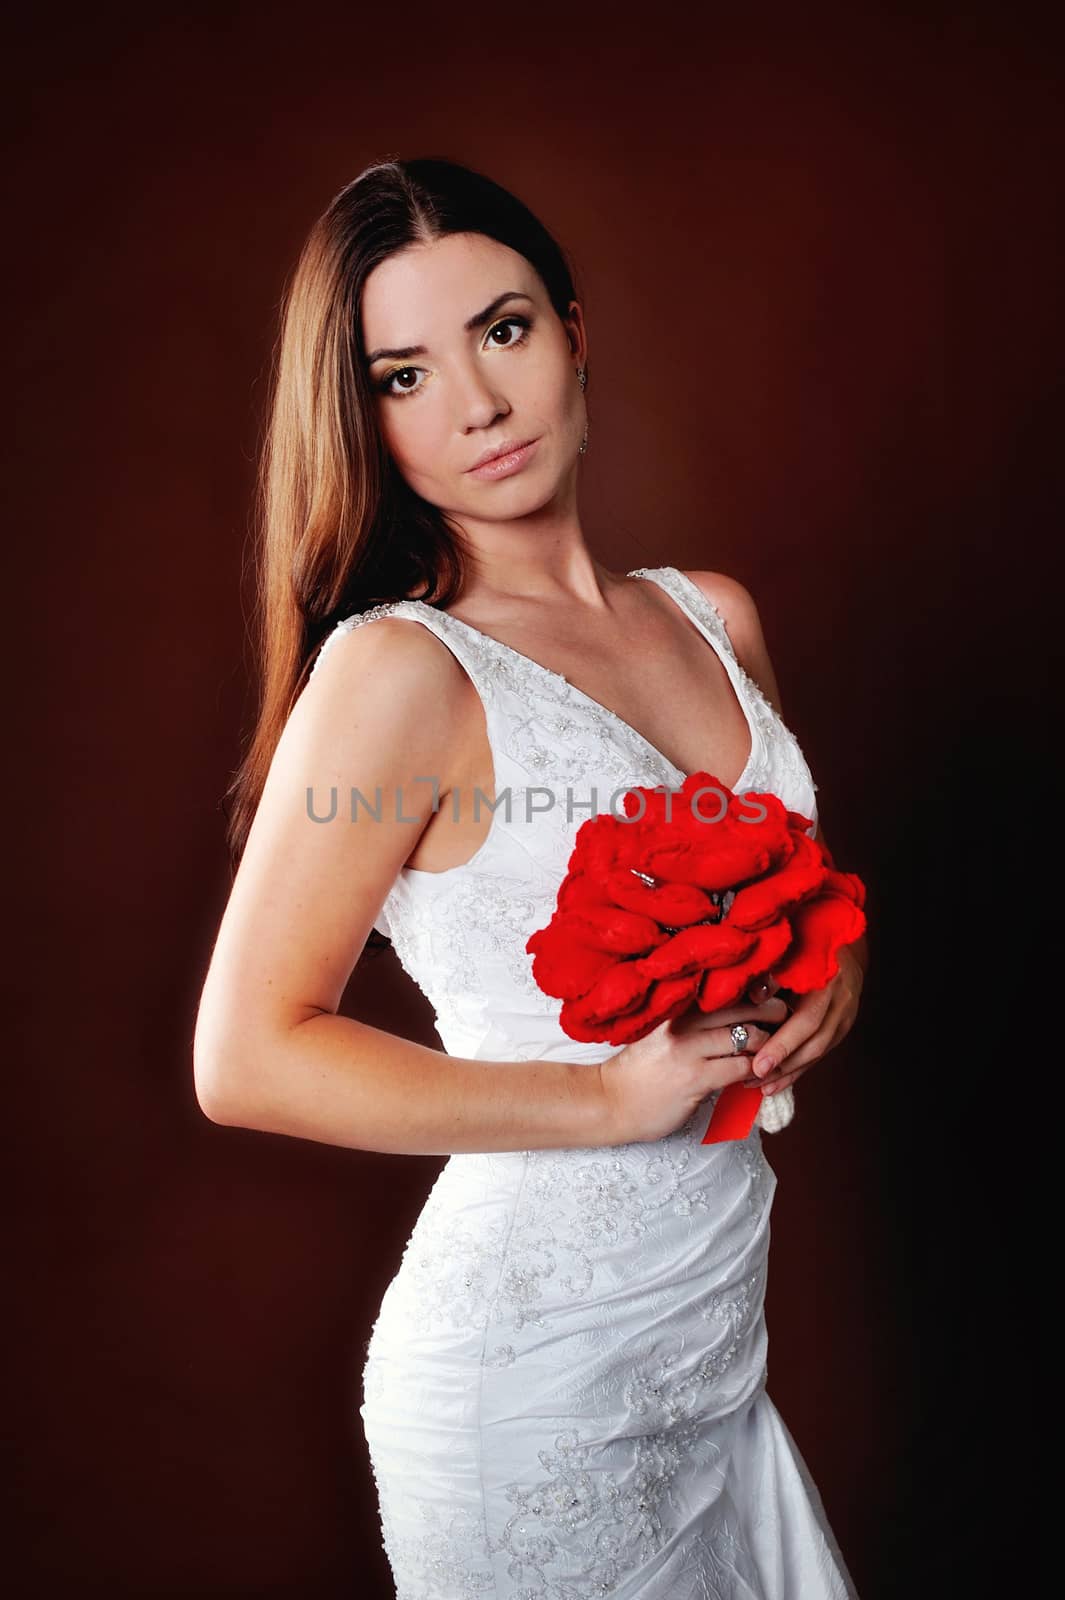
[750,989,836,1074]
[710,1019,776,1061]
[759,1017,840,1087]
[750,1009,823,1076]
[761,1063,811,1096]
[730,996,789,1027]
[743,1050,808,1089]
[687,995,789,1031]
[762,1044,822,1088]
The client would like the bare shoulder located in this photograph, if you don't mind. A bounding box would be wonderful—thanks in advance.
[310,607,457,682]
[298,609,476,788]
[679,568,758,634]
[307,608,469,704]
[680,568,784,715]
[679,568,764,663]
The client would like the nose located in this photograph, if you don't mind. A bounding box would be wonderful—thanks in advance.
[456,366,510,429]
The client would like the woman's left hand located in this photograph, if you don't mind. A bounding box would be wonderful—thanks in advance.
[741,944,866,1097]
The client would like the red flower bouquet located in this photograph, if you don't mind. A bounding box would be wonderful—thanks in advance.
[524,771,867,1144]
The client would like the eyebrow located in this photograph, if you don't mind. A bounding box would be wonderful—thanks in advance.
[364,290,535,366]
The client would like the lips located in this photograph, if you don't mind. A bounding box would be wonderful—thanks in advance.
[467,437,537,472]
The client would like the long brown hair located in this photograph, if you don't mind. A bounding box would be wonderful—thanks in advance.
[223,156,588,942]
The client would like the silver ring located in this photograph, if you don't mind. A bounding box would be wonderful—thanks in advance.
[729,1023,749,1054]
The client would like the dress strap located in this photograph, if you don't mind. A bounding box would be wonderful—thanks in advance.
[627,565,772,796]
[627,566,739,660]
[308,599,496,699]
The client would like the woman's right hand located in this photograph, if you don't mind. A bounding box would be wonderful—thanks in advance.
[598,994,790,1145]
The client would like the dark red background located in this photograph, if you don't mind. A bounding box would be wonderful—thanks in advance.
[8,5,1057,1596]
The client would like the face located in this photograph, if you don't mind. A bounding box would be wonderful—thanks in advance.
[359,232,587,526]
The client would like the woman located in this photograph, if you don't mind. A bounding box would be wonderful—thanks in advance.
[194,157,867,1598]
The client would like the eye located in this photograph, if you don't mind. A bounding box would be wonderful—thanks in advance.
[374,315,533,400]
[375,365,422,399]
[485,314,531,349]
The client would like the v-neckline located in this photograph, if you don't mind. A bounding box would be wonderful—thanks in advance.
[403,566,763,794]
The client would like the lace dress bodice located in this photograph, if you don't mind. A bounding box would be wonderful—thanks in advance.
[309,565,819,1133]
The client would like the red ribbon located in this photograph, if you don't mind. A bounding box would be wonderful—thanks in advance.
[701,1081,764,1144]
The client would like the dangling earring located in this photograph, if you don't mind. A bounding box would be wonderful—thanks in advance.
[576,366,589,455]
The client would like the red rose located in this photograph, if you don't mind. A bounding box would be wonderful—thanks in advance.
[525,771,866,1048]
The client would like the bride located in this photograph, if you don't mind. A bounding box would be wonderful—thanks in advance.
[194,155,867,1598]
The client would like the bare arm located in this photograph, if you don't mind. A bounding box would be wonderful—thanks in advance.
[203,1009,609,1155]
[193,618,612,1155]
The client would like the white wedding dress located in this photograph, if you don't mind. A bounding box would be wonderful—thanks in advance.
[309,566,859,1598]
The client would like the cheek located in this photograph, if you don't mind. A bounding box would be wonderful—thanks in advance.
[381,409,441,474]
